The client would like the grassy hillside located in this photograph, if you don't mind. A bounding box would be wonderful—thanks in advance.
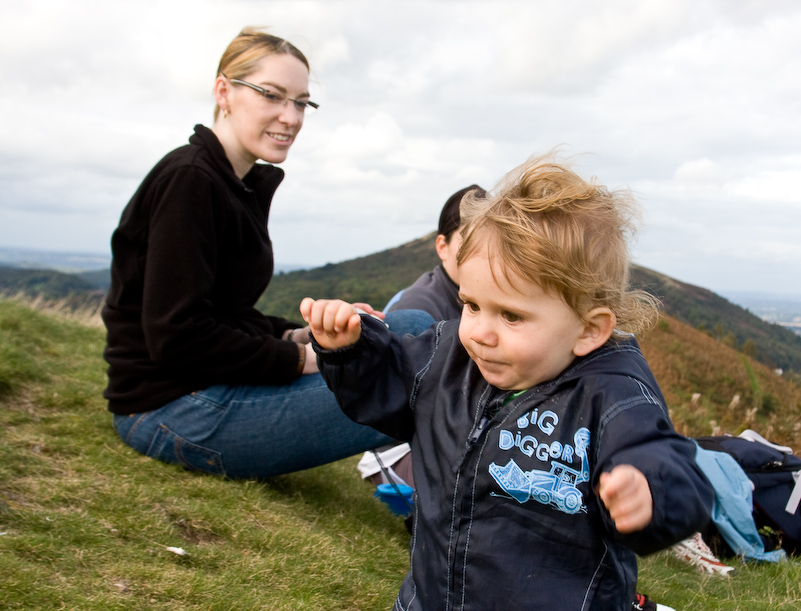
[638,314,801,449]
[1,299,800,610]
[0,299,410,610]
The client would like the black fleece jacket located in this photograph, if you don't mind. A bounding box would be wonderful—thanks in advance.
[102,125,302,415]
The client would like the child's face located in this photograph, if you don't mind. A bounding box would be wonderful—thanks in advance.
[457,241,587,391]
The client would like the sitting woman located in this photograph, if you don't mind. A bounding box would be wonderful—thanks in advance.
[102,27,424,480]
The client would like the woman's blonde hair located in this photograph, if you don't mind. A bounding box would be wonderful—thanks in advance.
[214,27,310,120]
[458,153,660,337]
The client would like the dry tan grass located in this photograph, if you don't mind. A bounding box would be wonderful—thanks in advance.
[0,291,104,328]
[639,314,801,449]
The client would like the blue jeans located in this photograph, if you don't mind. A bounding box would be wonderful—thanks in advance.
[112,309,435,479]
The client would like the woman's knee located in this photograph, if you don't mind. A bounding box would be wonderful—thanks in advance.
[384,309,435,336]
[112,405,226,476]
[144,423,226,475]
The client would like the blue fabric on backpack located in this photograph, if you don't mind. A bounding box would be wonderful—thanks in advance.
[694,443,787,562]
[697,433,801,553]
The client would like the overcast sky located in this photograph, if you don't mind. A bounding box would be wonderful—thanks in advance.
[1,0,799,296]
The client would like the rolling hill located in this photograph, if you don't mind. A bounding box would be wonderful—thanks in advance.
[1,298,797,609]
[259,233,801,377]
[0,266,106,310]
[629,266,801,374]
[256,233,441,321]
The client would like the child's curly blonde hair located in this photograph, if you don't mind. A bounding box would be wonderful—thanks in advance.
[458,153,660,337]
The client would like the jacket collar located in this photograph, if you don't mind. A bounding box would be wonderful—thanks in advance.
[436,263,459,289]
[189,124,285,199]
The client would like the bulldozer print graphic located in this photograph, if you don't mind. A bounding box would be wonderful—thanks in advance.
[489,428,590,515]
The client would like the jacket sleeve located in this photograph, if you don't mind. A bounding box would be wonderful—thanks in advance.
[140,166,301,384]
[314,315,436,441]
[591,380,714,555]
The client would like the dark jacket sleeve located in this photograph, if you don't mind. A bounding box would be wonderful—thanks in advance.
[139,166,301,384]
[590,378,714,555]
[315,315,436,441]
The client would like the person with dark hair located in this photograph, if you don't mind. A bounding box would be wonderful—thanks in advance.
[102,28,424,480]
[384,184,486,321]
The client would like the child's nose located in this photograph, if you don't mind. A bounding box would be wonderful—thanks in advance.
[469,316,496,345]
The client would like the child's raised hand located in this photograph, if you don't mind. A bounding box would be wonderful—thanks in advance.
[299,298,363,350]
[597,465,653,534]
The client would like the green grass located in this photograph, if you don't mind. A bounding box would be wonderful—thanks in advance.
[637,552,801,610]
[1,298,799,610]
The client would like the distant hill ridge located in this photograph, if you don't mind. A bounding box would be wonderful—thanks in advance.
[628,267,801,374]
[260,233,801,376]
[4,233,801,377]
[0,246,110,272]
[257,233,441,322]
[0,266,105,306]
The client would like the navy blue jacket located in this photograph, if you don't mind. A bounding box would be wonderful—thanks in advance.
[317,317,713,611]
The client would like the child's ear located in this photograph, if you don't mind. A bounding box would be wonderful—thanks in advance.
[573,307,616,357]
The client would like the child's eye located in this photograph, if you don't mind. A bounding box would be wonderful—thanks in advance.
[462,301,479,313]
[502,311,522,323]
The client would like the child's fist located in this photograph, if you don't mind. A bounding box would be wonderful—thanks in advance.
[597,465,653,534]
[300,298,363,350]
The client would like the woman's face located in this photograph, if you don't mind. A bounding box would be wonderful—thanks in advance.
[436,230,462,285]
[224,53,311,167]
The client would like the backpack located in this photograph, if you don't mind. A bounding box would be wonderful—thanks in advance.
[696,432,801,555]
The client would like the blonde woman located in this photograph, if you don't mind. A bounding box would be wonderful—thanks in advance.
[103,29,424,479]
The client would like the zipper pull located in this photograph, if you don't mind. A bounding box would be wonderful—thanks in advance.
[469,415,489,443]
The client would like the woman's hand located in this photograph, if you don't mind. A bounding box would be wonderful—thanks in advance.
[301,342,318,374]
[299,298,363,351]
[283,326,312,344]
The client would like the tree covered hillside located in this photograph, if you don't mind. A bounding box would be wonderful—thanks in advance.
[258,235,801,381]
[257,233,440,324]
[630,266,801,374]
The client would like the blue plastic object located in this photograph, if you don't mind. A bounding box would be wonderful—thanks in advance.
[375,483,414,517]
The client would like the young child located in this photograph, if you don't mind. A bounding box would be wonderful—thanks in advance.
[300,155,713,610]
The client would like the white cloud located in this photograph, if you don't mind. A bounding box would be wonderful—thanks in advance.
[0,0,799,295]
[674,158,725,186]
[727,159,801,206]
